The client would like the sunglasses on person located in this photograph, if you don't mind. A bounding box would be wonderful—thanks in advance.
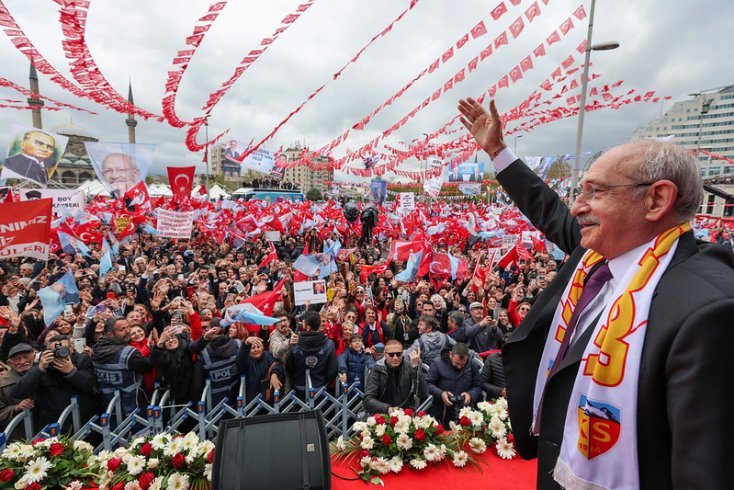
[519,306,530,312]
[385,351,403,358]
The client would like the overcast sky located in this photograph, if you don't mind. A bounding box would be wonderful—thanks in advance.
[1,0,731,180]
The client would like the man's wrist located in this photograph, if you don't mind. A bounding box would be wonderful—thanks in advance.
[488,144,507,159]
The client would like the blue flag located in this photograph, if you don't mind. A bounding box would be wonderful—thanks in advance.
[395,250,423,283]
[99,238,114,277]
[37,271,79,326]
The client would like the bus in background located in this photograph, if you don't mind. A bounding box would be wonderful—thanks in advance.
[231,187,305,203]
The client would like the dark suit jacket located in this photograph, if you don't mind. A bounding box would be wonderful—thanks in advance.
[499,159,734,489]
[3,153,49,185]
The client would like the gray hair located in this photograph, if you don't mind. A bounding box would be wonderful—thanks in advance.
[104,315,125,334]
[630,141,703,221]
[448,310,464,327]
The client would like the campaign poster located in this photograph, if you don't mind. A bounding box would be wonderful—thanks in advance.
[270,151,287,178]
[1,124,68,187]
[222,138,244,176]
[458,183,482,196]
[242,148,277,175]
[265,230,281,241]
[156,208,194,239]
[448,161,484,182]
[398,192,415,213]
[293,279,328,306]
[423,176,442,199]
[371,178,387,204]
[20,189,85,216]
[0,198,52,261]
[85,142,155,198]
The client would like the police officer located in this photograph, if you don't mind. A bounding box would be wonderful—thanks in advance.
[286,311,337,399]
[92,316,152,416]
[192,318,242,408]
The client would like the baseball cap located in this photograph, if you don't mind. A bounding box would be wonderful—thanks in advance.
[373,343,385,353]
[8,343,34,358]
[469,302,483,310]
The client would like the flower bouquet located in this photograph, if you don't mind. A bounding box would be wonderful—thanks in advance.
[330,408,472,485]
[449,397,517,460]
[0,437,98,490]
[87,432,214,490]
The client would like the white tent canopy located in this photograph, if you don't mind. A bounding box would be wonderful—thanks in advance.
[148,183,172,197]
[76,179,111,197]
[193,183,230,199]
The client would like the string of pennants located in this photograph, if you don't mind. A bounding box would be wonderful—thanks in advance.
[0,0,670,178]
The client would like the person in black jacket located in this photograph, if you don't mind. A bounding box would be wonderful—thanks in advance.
[12,334,98,432]
[286,311,337,398]
[237,336,283,404]
[363,339,426,415]
[480,334,509,400]
[426,342,482,426]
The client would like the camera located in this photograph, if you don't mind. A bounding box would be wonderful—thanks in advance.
[54,345,71,358]
[449,394,464,406]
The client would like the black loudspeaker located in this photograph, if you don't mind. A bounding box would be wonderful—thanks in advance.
[211,410,331,490]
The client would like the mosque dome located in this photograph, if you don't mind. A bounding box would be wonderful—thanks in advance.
[52,120,96,139]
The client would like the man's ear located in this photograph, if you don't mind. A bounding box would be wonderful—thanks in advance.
[644,180,678,222]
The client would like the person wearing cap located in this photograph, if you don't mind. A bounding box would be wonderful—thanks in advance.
[461,301,504,354]
[0,343,36,437]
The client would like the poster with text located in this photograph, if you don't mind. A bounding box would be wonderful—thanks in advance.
[85,142,155,198]
[371,178,387,204]
[448,161,484,182]
[293,279,328,306]
[398,192,415,213]
[2,124,68,187]
[156,208,194,239]
[21,189,85,216]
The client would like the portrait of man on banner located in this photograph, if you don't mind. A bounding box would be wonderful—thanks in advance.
[270,151,287,178]
[371,178,386,204]
[222,139,243,176]
[1,125,68,187]
[85,142,155,198]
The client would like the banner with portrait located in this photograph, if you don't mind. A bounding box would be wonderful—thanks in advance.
[1,124,69,187]
[458,183,482,196]
[20,189,85,216]
[293,280,328,306]
[241,147,280,175]
[448,161,484,182]
[85,142,155,198]
[371,178,387,204]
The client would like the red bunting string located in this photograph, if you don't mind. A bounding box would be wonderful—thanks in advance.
[700,149,734,166]
[0,76,98,115]
[232,0,423,160]
[0,101,61,111]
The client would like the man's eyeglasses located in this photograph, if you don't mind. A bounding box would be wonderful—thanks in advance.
[576,182,653,201]
[385,352,403,358]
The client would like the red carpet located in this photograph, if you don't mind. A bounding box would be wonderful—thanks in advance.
[331,450,537,489]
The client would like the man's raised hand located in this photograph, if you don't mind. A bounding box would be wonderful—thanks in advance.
[457,98,506,155]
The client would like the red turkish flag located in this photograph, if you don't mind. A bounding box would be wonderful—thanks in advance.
[561,55,575,69]
[241,278,285,316]
[444,78,454,93]
[468,57,479,72]
[442,47,454,63]
[470,20,487,39]
[520,55,533,72]
[258,242,278,270]
[456,34,469,49]
[525,2,541,22]
[454,68,465,83]
[546,30,561,45]
[533,43,546,57]
[388,239,425,263]
[123,180,151,209]
[559,17,574,36]
[509,66,523,83]
[167,166,196,204]
[498,75,509,89]
[488,85,497,98]
[360,262,390,283]
[428,58,440,73]
[490,2,508,21]
[480,44,493,60]
[0,199,52,261]
[573,5,587,20]
[509,16,525,38]
[540,79,552,91]
[494,31,508,49]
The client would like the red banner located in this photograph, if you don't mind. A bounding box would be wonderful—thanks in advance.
[0,198,52,261]
[167,166,196,203]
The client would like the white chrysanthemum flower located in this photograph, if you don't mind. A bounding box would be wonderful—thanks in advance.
[487,404,501,419]
[458,406,474,418]
[418,416,436,429]
[126,455,146,475]
[409,458,427,470]
[335,436,346,451]
[468,438,487,454]
[167,472,190,490]
[423,444,441,462]
[65,480,84,490]
[73,440,94,453]
[469,411,484,428]
[477,401,491,413]
[131,436,145,448]
[23,456,53,483]
[147,458,159,469]
[496,438,516,460]
[150,434,170,451]
[360,430,371,440]
[396,433,413,451]
[366,416,377,426]
[489,417,506,439]
[373,424,386,437]
[495,397,508,411]
[389,456,403,473]
[182,432,199,452]
[114,447,128,458]
[452,450,469,468]
[393,419,411,435]
[204,463,212,481]
[352,421,368,433]
[16,443,38,461]
[439,444,448,457]
[185,453,196,464]
[198,440,215,458]
[164,438,185,457]
[149,476,165,490]
[360,435,375,450]
[2,442,24,461]
[359,456,372,468]
[124,482,142,490]
[496,406,509,421]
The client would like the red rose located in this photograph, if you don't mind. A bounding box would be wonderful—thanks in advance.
[359,450,370,459]
[208,449,214,464]
[417,411,427,417]
[435,425,445,435]
[507,434,515,443]
[389,416,398,427]
[381,434,392,446]
[25,483,41,490]
[404,408,413,416]
[107,457,122,471]
[414,429,426,441]
[172,452,186,468]
[111,482,125,490]
[138,471,155,490]
[460,416,471,426]
[0,469,14,482]
[48,442,64,457]
[374,414,385,425]
[30,438,44,446]
[139,442,152,457]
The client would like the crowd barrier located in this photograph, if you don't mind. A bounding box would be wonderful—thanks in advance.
[0,367,434,454]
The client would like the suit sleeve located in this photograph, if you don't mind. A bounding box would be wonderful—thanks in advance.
[497,160,581,255]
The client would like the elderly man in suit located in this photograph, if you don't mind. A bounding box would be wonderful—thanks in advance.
[458,97,734,489]
[2,130,56,186]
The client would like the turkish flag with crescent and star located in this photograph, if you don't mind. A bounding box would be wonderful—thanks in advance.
[167,166,196,204]
[123,180,151,210]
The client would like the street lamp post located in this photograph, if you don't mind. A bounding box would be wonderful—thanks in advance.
[569,0,619,204]
[514,134,523,153]
[204,116,210,200]
[689,93,713,168]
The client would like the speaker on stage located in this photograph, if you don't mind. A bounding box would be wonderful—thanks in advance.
[211,410,331,490]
